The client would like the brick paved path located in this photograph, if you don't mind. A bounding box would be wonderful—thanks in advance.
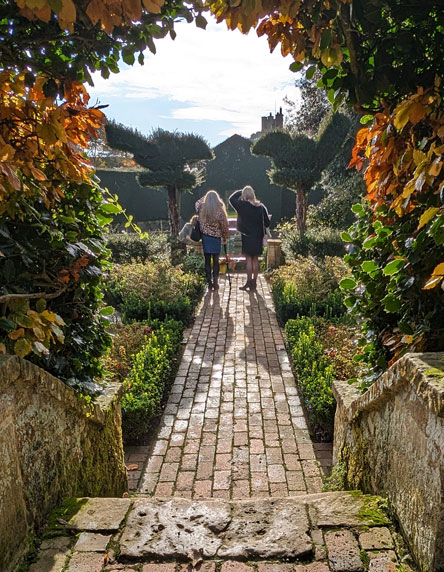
[135,274,325,499]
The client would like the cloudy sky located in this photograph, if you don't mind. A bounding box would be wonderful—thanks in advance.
[87,16,300,147]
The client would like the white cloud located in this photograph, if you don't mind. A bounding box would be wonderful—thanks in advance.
[89,17,300,141]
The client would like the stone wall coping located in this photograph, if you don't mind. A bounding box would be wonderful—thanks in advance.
[0,355,122,425]
[333,352,444,421]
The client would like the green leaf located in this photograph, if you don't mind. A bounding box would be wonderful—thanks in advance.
[382,259,405,276]
[363,236,378,249]
[306,66,316,80]
[122,49,135,66]
[0,317,16,332]
[340,278,357,290]
[344,296,356,308]
[341,231,352,242]
[101,203,121,214]
[351,203,365,214]
[360,115,374,125]
[195,14,207,29]
[14,338,32,358]
[100,306,114,316]
[361,261,378,273]
[290,61,304,72]
[36,298,47,313]
[382,294,401,313]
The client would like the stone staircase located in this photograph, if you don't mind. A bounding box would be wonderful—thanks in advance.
[29,492,415,571]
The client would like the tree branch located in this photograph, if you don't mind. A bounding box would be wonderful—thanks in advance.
[0,287,67,304]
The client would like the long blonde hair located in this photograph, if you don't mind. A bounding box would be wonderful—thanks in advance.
[200,190,228,223]
[241,185,260,206]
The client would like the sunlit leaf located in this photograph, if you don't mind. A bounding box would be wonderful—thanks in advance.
[417,207,440,230]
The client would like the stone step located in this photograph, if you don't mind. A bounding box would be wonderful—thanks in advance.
[28,491,415,571]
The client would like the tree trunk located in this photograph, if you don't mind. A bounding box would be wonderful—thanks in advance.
[295,185,307,235]
[167,187,180,237]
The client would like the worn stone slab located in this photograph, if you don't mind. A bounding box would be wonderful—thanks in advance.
[219,499,312,559]
[325,530,363,572]
[120,497,312,560]
[368,551,398,571]
[74,532,112,552]
[69,498,132,531]
[359,527,394,550]
[29,537,72,572]
[304,492,390,528]
[120,498,230,559]
[65,551,105,572]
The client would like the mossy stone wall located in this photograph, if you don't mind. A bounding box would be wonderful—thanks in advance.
[0,355,127,572]
[333,352,444,572]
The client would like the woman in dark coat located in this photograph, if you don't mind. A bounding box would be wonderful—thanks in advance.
[229,185,270,291]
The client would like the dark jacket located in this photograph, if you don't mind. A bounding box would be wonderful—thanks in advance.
[229,190,270,237]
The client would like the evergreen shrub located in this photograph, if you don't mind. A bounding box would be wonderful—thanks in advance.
[104,260,204,325]
[279,221,345,259]
[105,319,184,442]
[285,317,358,440]
[270,256,349,324]
[106,232,169,263]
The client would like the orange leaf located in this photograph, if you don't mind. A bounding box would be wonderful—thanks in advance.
[8,328,25,340]
[408,102,426,125]
[126,464,139,471]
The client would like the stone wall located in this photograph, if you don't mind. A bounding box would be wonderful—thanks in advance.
[333,352,444,572]
[0,355,128,572]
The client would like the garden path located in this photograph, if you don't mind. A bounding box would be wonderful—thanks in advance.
[128,274,332,498]
[29,274,412,571]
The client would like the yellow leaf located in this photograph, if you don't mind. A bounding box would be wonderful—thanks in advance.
[417,207,440,230]
[30,166,47,181]
[428,159,443,177]
[424,262,444,289]
[393,101,412,130]
[40,309,57,322]
[423,276,443,290]
[14,338,32,358]
[33,341,49,354]
[431,262,444,277]
[413,149,426,166]
[0,343,6,355]
[320,46,343,67]
[32,326,46,341]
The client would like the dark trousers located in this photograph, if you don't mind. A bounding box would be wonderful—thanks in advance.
[204,253,219,284]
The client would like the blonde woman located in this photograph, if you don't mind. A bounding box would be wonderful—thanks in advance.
[195,190,229,290]
[229,185,271,291]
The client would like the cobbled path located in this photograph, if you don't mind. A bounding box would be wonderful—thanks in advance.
[132,274,325,499]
